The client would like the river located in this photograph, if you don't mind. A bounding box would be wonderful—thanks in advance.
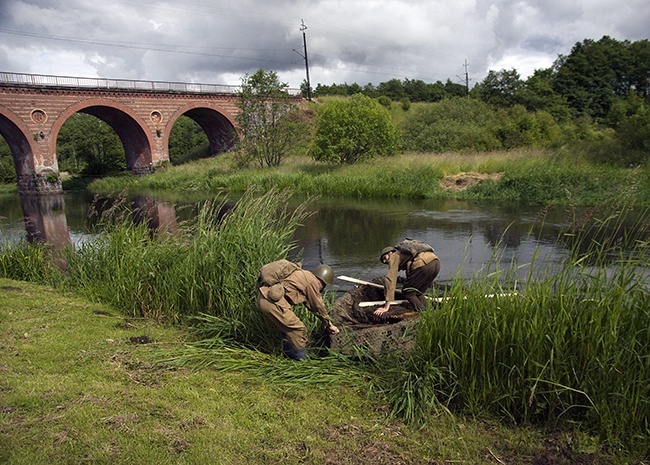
[1,190,588,291]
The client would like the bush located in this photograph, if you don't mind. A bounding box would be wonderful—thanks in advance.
[400,98,502,152]
[377,96,392,108]
[310,94,400,164]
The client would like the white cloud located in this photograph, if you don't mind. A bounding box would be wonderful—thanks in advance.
[0,0,647,88]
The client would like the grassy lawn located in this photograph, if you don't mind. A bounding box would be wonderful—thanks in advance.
[0,278,620,464]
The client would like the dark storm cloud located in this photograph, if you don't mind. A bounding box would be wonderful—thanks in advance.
[0,0,647,88]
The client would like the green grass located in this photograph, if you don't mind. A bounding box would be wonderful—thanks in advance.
[0,183,17,195]
[1,179,648,461]
[89,150,650,206]
[0,278,626,464]
[405,204,650,457]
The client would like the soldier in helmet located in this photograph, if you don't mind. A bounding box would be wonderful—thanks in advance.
[375,243,440,316]
[256,263,339,360]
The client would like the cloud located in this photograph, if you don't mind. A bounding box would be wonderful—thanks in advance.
[0,0,647,89]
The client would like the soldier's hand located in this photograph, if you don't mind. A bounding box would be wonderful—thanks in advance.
[327,322,339,334]
[374,305,389,317]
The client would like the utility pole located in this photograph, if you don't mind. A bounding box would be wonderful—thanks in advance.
[300,19,311,101]
[463,59,470,98]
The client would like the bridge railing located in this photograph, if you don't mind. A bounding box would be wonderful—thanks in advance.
[0,71,302,96]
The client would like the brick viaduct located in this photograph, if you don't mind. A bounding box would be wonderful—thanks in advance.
[0,72,295,194]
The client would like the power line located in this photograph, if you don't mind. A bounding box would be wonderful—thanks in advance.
[292,20,312,100]
[456,59,471,96]
[0,28,294,65]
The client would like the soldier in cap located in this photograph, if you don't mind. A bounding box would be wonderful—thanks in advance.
[375,243,440,316]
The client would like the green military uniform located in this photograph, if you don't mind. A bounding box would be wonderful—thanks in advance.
[256,268,332,359]
[384,249,440,310]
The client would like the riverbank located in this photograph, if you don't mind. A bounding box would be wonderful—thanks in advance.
[0,277,627,464]
[88,149,650,206]
[2,155,648,461]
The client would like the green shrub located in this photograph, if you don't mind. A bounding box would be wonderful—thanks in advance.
[400,98,502,152]
[311,94,400,164]
[377,96,392,108]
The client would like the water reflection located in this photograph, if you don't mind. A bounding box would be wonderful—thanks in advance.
[291,198,565,284]
[12,193,182,270]
[20,193,72,270]
[131,195,179,236]
[20,194,72,247]
[3,192,646,287]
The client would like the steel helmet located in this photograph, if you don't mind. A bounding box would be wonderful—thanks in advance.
[380,246,395,262]
[312,264,334,285]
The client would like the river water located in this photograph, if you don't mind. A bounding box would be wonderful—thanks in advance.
[1,190,584,291]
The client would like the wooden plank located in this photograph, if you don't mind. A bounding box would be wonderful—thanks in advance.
[336,275,384,289]
[358,292,519,307]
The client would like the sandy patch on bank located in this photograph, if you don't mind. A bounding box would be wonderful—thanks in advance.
[441,172,502,191]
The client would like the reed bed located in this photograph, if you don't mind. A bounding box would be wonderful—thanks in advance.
[1,188,310,351]
[386,204,650,454]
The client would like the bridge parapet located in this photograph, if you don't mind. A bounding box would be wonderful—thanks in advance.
[0,71,301,96]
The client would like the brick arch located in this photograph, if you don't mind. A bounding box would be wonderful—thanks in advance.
[54,99,154,173]
[0,105,37,177]
[166,103,238,157]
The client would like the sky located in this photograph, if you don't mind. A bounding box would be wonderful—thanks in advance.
[0,0,648,91]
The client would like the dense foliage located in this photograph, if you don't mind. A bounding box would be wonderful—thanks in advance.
[0,138,14,183]
[56,113,126,175]
[168,115,209,165]
[316,36,650,165]
[310,94,400,164]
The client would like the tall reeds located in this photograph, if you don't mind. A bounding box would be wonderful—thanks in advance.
[1,188,311,351]
[395,203,649,454]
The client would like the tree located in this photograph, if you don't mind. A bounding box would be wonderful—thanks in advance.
[377,78,406,101]
[236,69,302,167]
[551,36,649,120]
[310,93,400,164]
[56,113,126,175]
[473,69,525,107]
[520,69,572,122]
[168,116,209,165]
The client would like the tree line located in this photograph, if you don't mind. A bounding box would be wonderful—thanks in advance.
[1,35,648,184]
[242,36,648,168]
[313,36,649,122]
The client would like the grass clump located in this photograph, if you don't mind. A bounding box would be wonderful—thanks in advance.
[1,188,309,352]
[386,203,650,458]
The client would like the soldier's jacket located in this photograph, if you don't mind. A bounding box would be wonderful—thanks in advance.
[258,269,331,322]
[385,250,439,301]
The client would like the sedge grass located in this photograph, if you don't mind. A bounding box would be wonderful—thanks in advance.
[89,149,650,206]
[400,202,650,456]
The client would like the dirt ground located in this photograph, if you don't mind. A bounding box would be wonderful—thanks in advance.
[440,172,502,191]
